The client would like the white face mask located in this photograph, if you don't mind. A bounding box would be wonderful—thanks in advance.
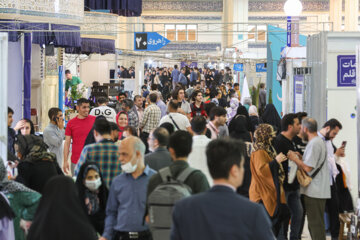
[85,178,102,191]
[122,155,138,173]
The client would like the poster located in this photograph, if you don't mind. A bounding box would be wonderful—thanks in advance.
[293,75,304,113]
[337,55,356,87]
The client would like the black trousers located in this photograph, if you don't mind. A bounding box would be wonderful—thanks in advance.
[326,183,340,238]
[140,131,150,154]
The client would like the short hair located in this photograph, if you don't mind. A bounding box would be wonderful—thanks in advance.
[94,118,111,135]
[149,93,158,103]
[159,122,174,135]
[134,95,142,101]
[48,108,62,121]
[204,102,216,116]
[97,97,108,105]
[174,65,178,69]
[118,92,126,98]
[206,138,245,179]
[123,99,134,109]
[151,84,158,91]
[209,106,227,121]
[191,90,202,102]
[302,117,317,133]
[169,130,192,158]
[191,116,207,134]
[77,98,90,106]
[234,83,239,87]
[8,107,14,114]
[65,70,71,74]
[244,97,252,106]
[323,118,342,130]
[168,99,179,111]
[109,122,119,131]
[133,137,146,156]
[281,113,298,132]
[152,127,169,147]
[259,83,265,88]
[297,112,308,123]
[124,126,138,137]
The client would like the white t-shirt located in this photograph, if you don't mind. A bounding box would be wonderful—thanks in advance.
[90,105,117,123]
[159,112,190,131]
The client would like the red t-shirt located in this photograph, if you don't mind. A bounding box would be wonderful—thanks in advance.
[65,115,96,164]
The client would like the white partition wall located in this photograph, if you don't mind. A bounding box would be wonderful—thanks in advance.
[0,33,8,164]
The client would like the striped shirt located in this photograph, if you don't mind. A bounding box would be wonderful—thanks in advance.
[140,103,161,133]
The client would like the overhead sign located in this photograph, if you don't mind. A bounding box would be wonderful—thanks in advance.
[293,75,304,112]
[134,32,170,51]
[337,55,356,87]
[256,63,267,72]
[287,16,300,47]
[233,63,243,72]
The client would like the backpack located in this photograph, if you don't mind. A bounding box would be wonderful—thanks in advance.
[148,167,196,240]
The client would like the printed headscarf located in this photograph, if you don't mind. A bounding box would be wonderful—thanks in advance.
[16,135,56,163]
[253,124,277,159]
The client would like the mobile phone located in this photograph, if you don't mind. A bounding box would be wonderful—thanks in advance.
[341,141,347,148]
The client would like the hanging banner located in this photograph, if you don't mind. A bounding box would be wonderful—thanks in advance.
[256,63,267,72]
[233,63,243,72]
[293,75,304,112]
[337,55,356,87]
[134,32,170,51]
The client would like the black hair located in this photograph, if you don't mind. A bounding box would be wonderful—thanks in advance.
[151,84,158,91]
[17,118,35,135]
[234,83,239,87]
[259,83,265,89]
[118,92,126,98]
[297,112,308,123]
[209,106,227,121]
[204,102,216,117]
[206,138,245,179]
[77,98,90,106]
[191,90,202,102]
[8,107,14,114]
[169,130,192,158]
[123,126,138,137]
[323,118,342,130]
[97,97,108,105]
[94,118,111,135]
[171,87,184,100]
[48,108,62,121]
[109,122,119,131]
[123,99,134,109]
[159,122,175,135]
[65,70,71,74]
[149,93,158,103]
[168,99,179,111]
[191,116,207,134]
[281,113,298,132]
[174,65,178,69]
[152,127,170,147]
[134,95,142,101]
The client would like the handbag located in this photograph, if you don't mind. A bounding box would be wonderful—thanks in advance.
[297,155,326,187]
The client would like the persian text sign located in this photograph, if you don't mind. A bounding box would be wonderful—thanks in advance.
[337,55,356,87]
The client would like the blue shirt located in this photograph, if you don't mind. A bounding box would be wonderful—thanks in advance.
[190,71,197,82]
[171,69,180,83]
[156,100,167,118]
[103,165,156,239]
[179,73,187,86]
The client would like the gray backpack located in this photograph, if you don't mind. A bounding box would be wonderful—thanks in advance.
[148,167,196,240]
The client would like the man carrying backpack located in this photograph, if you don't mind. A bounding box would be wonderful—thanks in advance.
[146,130,210,239]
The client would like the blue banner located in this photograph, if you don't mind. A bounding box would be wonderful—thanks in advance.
[256,63,267,72]
[337,55,356,87]
[134,32,170,51]
[233,63,243,72]
[287,16,291,47]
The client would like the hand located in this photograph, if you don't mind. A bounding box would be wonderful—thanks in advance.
[14,120,25,131]
[287,151,298,161]
[335,147,345,158]
[295,152,302,159]
[275,153,287,164]
[99,237,107,240]
[63,161,70,175]
[57,118,65,129]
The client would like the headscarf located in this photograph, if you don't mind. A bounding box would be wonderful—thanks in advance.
[15,135,56,163]
[253,124,277,159]
[27,176,98,240]
[228,115,252,142]
[116,111,129,139]
[0,159,35,193]
[260,104,281,134]
[249,105,259,117]
[226,97,239,123]
[235,105,253,132]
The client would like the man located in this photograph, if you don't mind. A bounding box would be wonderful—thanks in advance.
[171,65,180,89]
[185,81,195,100]
[190,68,197,83]
[288,117,330,240]
[318,119,344,240]
[293,112,308,155]
[74,118,120,188]
[234,83,241,100]
[179,68,188,87]
[100,137,156,240]
[211,90,222,106]
[171,138,274,240]
[116,92,127,113]
[159,100,191,132]
[63,98,96,175]
[147,130,209,201]
[7,107,16,154]
[43,108,65,168]
[172,87,191,119]
[65,70,82,97]
[90,97,117,123]
[133,95,144,124]
[145,127,172,171]
[122,99,139,130]
[139,93,161,152]
[206,106,227,139]
[273,114,302,240]
[156,94,167,118]
[258,83,266,115]
[109,122,120,142]
[187,116,212,185]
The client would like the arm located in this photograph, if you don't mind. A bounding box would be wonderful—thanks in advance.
[43,128,64,148]
[74,147,88,177]
[139,108,149,129]
[287,151,313,173]
[192,171,210,194]
[102,182,119,240]
[63,135,71,174]
[19,191,41,221]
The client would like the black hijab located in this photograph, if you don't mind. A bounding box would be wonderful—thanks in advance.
[228,114,252,142]
[234,105,253,133]
[27,176,98,240]
[260,104,281,134]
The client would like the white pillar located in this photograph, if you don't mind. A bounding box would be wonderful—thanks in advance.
[329,0,342,31]
[345,0,359,31]
[135,57,144,95]
[0,33,8,163]
[232,0,248,50]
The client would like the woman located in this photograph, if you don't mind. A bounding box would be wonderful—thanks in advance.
[190,90,207,118]
[235,105,254,133]
[228,113,252,142]
[0,161,41,240]
[226,97,239,124]
[116,111,128,140]
[27,176,98,240]
[15,119,35,136]
[75,162,108,235]
[171,87,191,117]
[15,135,63,194]
[249,124,288,236]
[249,105,262,132]
[261,104,282,134]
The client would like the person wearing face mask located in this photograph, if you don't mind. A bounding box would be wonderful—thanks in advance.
[76,162,109,235]
[100,137,156,240]
[74,118,120,189]
[170,138,274,240]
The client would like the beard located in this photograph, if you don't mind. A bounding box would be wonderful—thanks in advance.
[324,130,331,141]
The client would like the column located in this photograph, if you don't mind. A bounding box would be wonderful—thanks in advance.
[135,57,144,95]
[329,0,342,31]
[232,0,248,50]
[0,33,8,163]
[345,0,359,31]
[222,0,233,49]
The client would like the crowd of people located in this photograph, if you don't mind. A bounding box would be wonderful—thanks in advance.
[1,64,354,240]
